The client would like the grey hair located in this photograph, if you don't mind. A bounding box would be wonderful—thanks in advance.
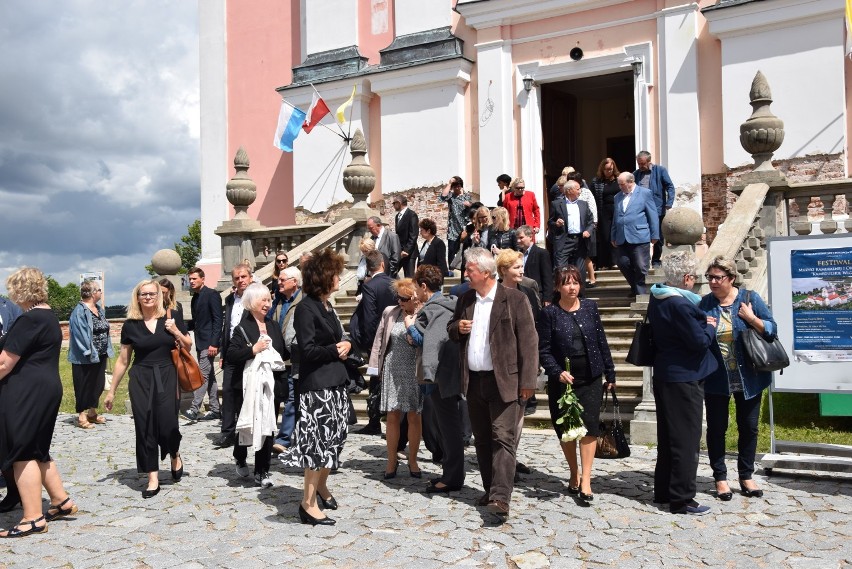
[636,150,652,161]
[367,216,383,226]
[516,225,534,238]
[618,172,635,184]
[661,251,698,286]
[464,247,498,278]
[282,266,302,287]
[241,282,271,310]
[562,179,580,191]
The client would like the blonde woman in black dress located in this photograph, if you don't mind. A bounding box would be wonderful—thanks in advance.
[105,280,192,498]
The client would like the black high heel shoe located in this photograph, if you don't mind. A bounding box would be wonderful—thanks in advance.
[578,491,594,503]
[567,486,580,495]
[298,504,335,526]
[384,462,399,480]
[317,492,338,510]
[171,454,184,482]
[409,467,422,479]
[142,486,160,499]
[715,481,733,501]
[739,479,764,498]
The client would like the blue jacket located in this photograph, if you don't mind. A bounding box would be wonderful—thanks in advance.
[647,293,717,383]
[67,302,114,364]
[633,164,675,217]
[611,186,660,245]
[0,296,22,336]
[699,288,777,400]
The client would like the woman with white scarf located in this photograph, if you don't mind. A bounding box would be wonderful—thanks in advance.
[225,283,288,489]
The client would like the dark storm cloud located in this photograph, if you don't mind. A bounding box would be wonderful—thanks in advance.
[0,0,199,300]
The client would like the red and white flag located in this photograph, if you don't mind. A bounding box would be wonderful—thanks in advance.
[302,91,331,133]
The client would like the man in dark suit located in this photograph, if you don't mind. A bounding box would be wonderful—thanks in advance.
[349,250,397,435]
[611,172,660,296]
[186,267,224,422]
[448,248,538,521]
[393,195,419,277]
[548,180,594,279]
[367,215,401,277]
[213,262,253,448]
[516,225,552,306]
[634,150,675,267]
[0,294,22,337]
[416,218,449,276]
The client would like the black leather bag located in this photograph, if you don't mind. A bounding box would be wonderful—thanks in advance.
[595,389,631,459]
[625,314,654,367]
[741,290,789,373]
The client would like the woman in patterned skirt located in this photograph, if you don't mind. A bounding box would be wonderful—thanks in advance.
[285,248,351,526]
[367,278,423,479]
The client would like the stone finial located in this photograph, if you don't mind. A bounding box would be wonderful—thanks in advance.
[225,146,257,219]
[151,249,182,276]
[661,207,704,245]
[739,71,784,171]
[342,129,376,204]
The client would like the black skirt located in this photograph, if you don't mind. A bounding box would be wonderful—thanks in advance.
[547,376,605,439]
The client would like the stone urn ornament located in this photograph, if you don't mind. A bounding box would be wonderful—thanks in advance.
[739,71,785,171]
[225,146,257,219]
[342,129,376,204]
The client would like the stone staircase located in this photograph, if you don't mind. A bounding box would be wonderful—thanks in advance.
[333,268,646,432]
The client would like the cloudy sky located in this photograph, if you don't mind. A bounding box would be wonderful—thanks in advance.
[0,1,200,306]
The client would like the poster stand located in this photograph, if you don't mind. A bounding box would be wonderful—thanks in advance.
[760,235,852,476]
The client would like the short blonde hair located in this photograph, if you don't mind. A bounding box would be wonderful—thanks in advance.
[495,249,523,278]
[393,278,416,299]
[127,280,166,320]
[242,282,271,311]
[474,206,492,225]
[6,267,48,306]
[359,236,376,254]
[491,207,510,232]
[555,175,568,187]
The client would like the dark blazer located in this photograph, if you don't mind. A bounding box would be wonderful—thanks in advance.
[647,294,718,383]
[293,295,348,392]
[517,283,541,323]
[611,186,660,245]
[523,245,553,301]
[488,228,518,252]
[219,292,237,361]
[395,208,419,258]
[548,198,594,247]
[349,272,397,354]
[418,236,449,276]
[448,283,539,403]
[537,299,616,383]
[189,285,223,351]
[0,296,22,336]
[224,310,288,396]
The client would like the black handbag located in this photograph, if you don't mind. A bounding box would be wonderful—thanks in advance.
[625,314,654,367]
[741,290,789,373]
[595,389,631,459]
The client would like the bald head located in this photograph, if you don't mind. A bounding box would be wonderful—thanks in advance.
[617,172,635,194]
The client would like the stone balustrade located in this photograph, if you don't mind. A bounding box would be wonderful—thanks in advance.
[782,179,852,236]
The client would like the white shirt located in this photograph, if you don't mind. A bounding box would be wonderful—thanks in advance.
[622,189,634,212]
[565,199,581,233]
[229,293,244,335]
[467,281,498,372]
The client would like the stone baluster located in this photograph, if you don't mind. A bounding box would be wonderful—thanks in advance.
[820,193,837,234]
[791,196,812,235]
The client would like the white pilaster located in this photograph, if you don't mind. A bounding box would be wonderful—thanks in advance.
[517,79,543,235]
[475,39,515,206]
[656,4,702,211]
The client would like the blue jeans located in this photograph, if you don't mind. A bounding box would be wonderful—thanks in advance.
[274,375,296,447]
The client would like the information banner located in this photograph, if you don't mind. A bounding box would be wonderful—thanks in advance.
[790,247,852,362]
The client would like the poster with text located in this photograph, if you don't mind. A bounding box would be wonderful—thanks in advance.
[790,247,852,362]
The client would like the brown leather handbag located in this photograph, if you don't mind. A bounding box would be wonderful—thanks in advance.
[167,309,204,392]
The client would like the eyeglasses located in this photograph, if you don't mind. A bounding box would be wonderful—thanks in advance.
[704,274,729,282]
[138,292,158,298]
[275,258,288,264]
[397,296,412,302]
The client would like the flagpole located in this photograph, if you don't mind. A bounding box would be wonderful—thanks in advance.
[346,84,355,141]
[282,96,344,141]
[310,83,347,138]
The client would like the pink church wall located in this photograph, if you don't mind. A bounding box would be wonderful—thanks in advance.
[358,0,395,64]
[226,0,299,227]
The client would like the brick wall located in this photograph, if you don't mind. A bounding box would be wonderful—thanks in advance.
[701,152,845,244]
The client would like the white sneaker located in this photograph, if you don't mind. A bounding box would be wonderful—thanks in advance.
[255,472,273,488]
[235,460,250,478]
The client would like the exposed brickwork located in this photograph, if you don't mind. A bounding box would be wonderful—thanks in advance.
[60,319,124,345]
[701,153,845,244]
[295,185,481,236]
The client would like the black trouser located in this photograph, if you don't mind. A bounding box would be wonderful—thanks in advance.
[365,375,381,426]
[447,237,461,271]
[431,390,465,488]
[220,362,238,436]
[653,378,704,512]
[421,385,443,461]
[705,391,762,482]
[234,434,274,475]
[652,214,665,264]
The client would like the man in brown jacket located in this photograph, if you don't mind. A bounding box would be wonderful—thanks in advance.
[448,247,538,520]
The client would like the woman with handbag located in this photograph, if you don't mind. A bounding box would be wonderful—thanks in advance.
[67,280,113,429]
[537,266,615,503]
[699,256,777,501]
[225,283,286,489]
[367,278,424,479]
[105,280,192,498]
[282,248,351,526]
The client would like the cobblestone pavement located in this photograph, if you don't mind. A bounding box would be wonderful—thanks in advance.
[1,414,850,568]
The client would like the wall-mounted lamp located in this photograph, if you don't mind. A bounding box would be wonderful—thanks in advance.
[523,74,534,92]
[631,57,643,78]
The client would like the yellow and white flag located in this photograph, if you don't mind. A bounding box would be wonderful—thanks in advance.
[846,0,852,56]
[336,84,356,124]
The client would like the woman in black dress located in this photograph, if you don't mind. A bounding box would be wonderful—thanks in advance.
[67,279,113,429]
[591,158,621,269]
[537,266,615,502]
[105,280,192,498]
[0,268,78,538]
[283,248,351,526]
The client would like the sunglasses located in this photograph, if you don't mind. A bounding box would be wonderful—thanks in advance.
[275,258,288,263]
[397,296,412,302]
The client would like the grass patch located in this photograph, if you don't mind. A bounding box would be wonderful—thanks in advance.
[59,347,130,415]
[724,391,852,452]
